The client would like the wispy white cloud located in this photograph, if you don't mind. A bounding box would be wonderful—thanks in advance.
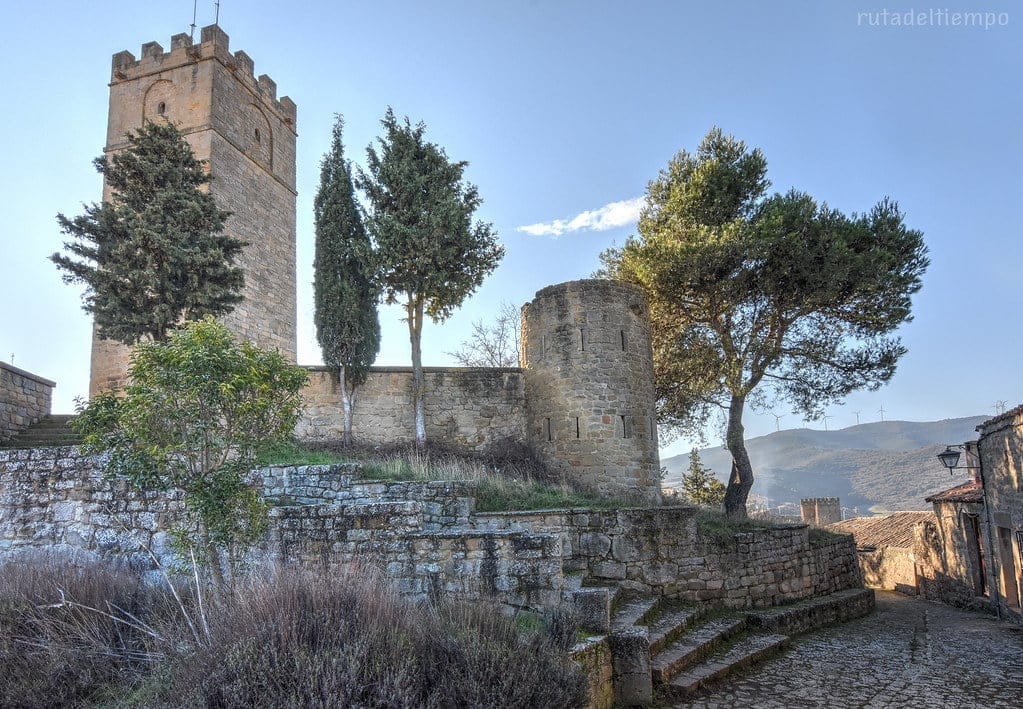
[517,196,644,237]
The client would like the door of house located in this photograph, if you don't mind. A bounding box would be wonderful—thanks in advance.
[997,526,1020,609]
[964,513,986,596]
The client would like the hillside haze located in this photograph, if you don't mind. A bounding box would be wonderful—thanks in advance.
[661,417,988,515]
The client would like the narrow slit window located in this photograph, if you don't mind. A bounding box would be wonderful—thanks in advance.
[575,417,581,439]
[156,101,166,115]
[620,415,632,439]
[579,328,586,351]
[545,417,553,442]
[254,128,261,143]
[541,333,547,356]
[620,330,627,351]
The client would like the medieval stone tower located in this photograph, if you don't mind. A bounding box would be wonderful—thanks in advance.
[521,280,661,502]
[89,25,297,395]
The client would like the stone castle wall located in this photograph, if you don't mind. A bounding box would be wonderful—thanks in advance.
[0,451,861,613]
[297,367,527,451]
[521,280,660,502]
[0,364,54,442]
[90,25,297,396]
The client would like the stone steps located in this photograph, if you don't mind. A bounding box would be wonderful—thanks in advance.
[745,587,876,635]
[0,415,83,448]
[611,594,660,631]
[650,616,746,684]
[662,632,790,698]
[647,605,707,655]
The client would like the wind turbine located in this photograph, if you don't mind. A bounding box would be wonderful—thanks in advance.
[852,411,861,425]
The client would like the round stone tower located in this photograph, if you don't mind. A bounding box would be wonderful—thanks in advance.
[521,280,661,503]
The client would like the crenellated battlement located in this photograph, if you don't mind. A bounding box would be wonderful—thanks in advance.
[109,24,295,124]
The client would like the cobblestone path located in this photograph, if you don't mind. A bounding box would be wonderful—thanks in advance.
[684,591,1023,708]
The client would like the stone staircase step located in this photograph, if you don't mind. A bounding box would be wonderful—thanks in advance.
[611,595,660,631]
[745,588,875,636]
[650,617,746,684]
[663,633,789,698]
[1,415,83,449]
[647,606,706,655]
[568,585,616,633]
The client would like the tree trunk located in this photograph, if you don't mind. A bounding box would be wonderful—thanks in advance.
[339,365,355,446]
[408,298,426,446]
[722,393,755,520]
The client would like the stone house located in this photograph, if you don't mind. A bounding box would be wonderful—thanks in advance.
[925,406,1023,622]
[829,511,936,593]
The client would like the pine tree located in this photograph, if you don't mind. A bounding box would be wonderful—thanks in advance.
[359,108,503,445]
[52,121,242,344]
[313,116,381,445]
[681,448,727,507]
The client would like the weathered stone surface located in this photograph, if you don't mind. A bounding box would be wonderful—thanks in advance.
[0,363,54,442]
[91,26,297,395]
[521,280,662,503]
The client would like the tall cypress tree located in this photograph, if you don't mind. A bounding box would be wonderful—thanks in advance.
[52,121,242,344]
[359,108,502,446]
[314,115,381,444]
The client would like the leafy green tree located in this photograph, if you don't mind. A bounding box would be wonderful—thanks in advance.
[52,121,243,344]
[359,108,503,445]
[314,115,381,445]
[680,448,727,507]
[75,318,308,584]
[602,128,928,519]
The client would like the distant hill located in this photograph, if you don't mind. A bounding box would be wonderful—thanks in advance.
[661,416,988,514]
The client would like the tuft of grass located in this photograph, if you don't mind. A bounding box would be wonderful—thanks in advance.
[809,527,846,546]
[694,507,761,546]
[255,440,347,466]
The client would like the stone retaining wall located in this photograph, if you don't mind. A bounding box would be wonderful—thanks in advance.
[0,362,54,442]
[297,366,527,451]
[476,509,862,608]
[0,455,861,613]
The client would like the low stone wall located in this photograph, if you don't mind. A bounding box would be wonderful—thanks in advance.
[0,447,183,568]
[570,637,614,709]
[0,362,54,442]
[0,455,862,614]
[476,509,862,608]
[297,366,527,451]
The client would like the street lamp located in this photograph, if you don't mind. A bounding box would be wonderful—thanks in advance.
[936,443,979,476]
[937,446,962,471]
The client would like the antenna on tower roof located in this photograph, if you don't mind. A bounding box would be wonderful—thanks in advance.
[190,0,198,41]
[215,0,221,25]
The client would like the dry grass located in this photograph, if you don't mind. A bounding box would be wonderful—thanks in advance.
[0,556,587,708]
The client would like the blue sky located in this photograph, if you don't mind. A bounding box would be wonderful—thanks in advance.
[1,1,1019,458]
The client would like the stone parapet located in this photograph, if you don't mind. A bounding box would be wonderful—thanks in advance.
[0,363,55,442]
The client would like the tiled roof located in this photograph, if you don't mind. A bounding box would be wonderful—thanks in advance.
[925,480,984,504]
[827,511,935,550]
[977,403,1023,432]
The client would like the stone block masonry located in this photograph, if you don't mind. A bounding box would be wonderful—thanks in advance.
[0,452,863,614]
[90,25,297,396]
[0,363,54,442]
[298,366,527,451]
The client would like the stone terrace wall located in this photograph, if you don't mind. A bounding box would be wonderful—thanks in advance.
[0,363,54,442]
[0,453,560,610]
[297,366,527,451]
[477,508,862,608]
[1,455,861,613]
[0,447,183,568]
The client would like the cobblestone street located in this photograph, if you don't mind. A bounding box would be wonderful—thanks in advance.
[685,591,1023,708]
